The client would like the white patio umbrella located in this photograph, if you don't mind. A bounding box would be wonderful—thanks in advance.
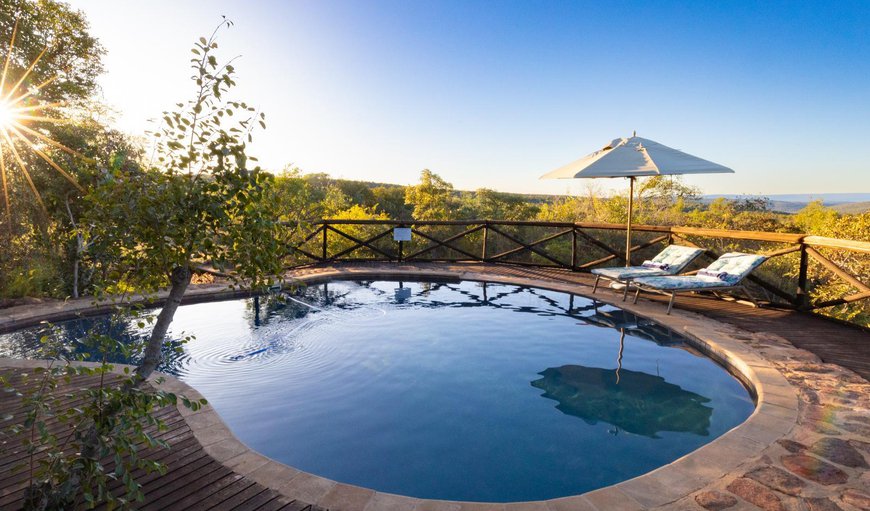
[541,133,734,266]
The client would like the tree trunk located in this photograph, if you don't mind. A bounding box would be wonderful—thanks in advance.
[135,266,191,381]
[64,194,82,299]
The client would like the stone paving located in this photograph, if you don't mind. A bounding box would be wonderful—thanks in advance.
[1,262,869,511]
[682,330,870,511]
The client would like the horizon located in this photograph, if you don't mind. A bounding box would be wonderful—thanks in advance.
[67,0,869,196]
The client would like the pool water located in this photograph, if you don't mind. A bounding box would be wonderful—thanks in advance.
[0,280,754,502]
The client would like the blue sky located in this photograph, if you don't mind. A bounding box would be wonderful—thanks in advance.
[68,0,870,195]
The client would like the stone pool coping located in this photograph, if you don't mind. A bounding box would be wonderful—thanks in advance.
[0,265,850,510]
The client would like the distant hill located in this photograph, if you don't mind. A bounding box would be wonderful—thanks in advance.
[832,202,870,214]
[703,193,870,214]
[705,193,870,204]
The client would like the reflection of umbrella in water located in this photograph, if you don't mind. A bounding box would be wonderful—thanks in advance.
[531,365,713,438]
[576,305,638,383]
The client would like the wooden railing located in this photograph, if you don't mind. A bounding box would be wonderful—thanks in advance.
[285,219,870,313]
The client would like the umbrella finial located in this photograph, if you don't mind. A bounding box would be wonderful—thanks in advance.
[632,130,636,138]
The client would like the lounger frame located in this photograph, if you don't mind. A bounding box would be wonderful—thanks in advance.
[630,282,761,314]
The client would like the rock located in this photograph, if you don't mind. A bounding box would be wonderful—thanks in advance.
[804,405,845,423]
[745,466,806,496]
[793,364,838,374]
[850,439,870,455]
[781,454,849,485]
[777,439,808,454]
[841,422,870,436]
[841,489,870,510]
[802,388,821,405]
[804,498,844,511]
[694,491,737,510]
[810,438,868,468]
[726,477,785,511]
[846,415,870,425]
[806,423,842,435]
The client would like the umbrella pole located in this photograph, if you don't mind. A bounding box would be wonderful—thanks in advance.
[625,176,635,267]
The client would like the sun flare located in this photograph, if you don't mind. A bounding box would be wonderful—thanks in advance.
[0,100,13,129]
[0,20,84,229]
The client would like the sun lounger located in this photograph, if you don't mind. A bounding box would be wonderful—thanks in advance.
[629,252,768,314]
[591,244,705,299]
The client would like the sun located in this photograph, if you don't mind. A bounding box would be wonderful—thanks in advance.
[0,100,13,129]
[0,20,84,230]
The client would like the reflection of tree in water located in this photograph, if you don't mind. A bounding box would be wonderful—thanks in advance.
[255,281,696,355]
[0,312,188,373]
[3,280,703,380]
[531,365,713,438]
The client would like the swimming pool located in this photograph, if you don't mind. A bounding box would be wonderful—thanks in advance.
[0,279,754,502]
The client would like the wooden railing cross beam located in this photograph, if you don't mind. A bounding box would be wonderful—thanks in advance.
[574,228,628,265]
[486,225,567,267]
[805,246,870,294]
[286,224,326,261]
[812,291,870,310]
[578,234,669,270]
[325,225,395,260]
[488,228,573,262]
[404,224,485,261]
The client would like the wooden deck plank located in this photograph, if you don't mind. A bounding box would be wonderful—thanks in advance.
[157,471,246,511]
[277,501,316,511]
[255,496,300,511]
[183,478,257,511]
[206,485,271,511]
[139,463,233,510]
[230,489,281,511]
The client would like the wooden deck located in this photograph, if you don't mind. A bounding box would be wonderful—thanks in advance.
[0,369,322,511]
[1,261,868,510]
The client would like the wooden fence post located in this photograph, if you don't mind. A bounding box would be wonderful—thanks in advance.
[482,221,488,262]
[571,228,578,271]
[398,224,404,262]
[796,243,809,309]
[322,222,328,260]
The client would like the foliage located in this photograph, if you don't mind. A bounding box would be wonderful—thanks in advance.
[77,19,284,325]
[82,20,285,381]
[0,0,130,299]
[404,169,457,220]
[3,316,205,510]
[0,0,104,103]
[460,188,540,221]
[3,21,286,510]
[371,185,411,220]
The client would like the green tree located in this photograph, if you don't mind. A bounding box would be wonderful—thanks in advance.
[84,22,283,381]
[371,185,411,219]
[0,0,103,102]
[0,0,125,299]
[462,188,540,220]
[404,169,456,220]
[791,200,839,234]
[6,21,272,509]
